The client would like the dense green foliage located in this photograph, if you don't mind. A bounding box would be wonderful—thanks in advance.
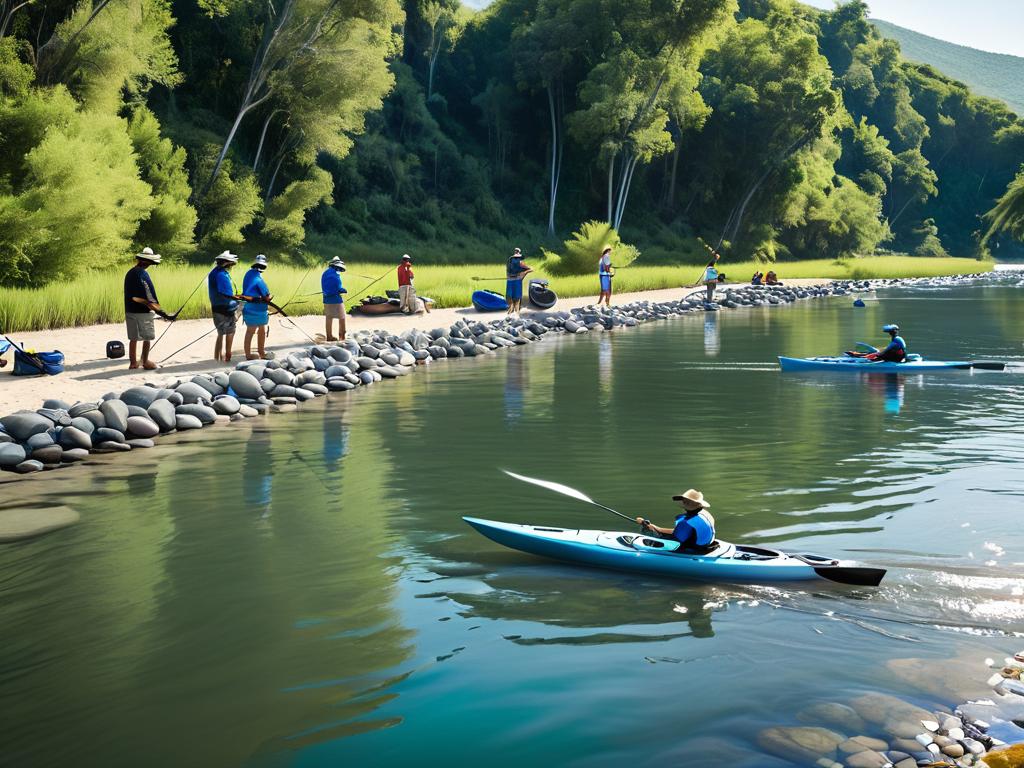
[870,18,1024,116]
[0,0,1021,289]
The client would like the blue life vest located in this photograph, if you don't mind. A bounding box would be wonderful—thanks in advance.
[507,256,524,279]
[672,510,716,547]
[208,266,238,312]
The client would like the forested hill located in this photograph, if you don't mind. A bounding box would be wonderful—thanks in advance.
[871,18,1024,116]
[2,0,1024,289]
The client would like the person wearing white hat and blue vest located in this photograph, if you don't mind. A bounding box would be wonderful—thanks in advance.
[242,254,272,359]
[321,256,347,341]
[635,489,717,553]
[124,246,171,370]
[208,250,241,362]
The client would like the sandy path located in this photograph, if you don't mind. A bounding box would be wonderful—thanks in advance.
[0,279,828,415]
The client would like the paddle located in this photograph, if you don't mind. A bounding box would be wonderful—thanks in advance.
[472,276,507,281]
[503,470,642,527]
[971,361,1006,370]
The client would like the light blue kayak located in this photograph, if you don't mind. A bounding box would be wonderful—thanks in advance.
[778,355,982,373]
[463,517,885,586]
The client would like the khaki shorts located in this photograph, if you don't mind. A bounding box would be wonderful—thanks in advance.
[125,311,155,341]
[213,311,237,335]
[324,303,345,319]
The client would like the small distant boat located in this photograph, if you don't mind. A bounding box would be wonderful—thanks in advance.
[463,517,886,586]
[778,356,1004,373]
[528,279,557,309]
[472,289,509,312]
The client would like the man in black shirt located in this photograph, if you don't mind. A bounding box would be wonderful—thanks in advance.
[123,247,169,369]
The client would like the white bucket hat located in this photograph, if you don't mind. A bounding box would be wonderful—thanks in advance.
[672,489,710,509]
[137,247,161,264]
[252,254,268,268]
[401,253,412,262]
[216,250,239,265]
[328,257,346,270]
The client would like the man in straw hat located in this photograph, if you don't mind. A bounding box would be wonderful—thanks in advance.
[635,489,717,553]
[124,246,171,370]
[397,254,417,314]
[241,254,272,359]
[321,256,347,341]
[208,250,241,362]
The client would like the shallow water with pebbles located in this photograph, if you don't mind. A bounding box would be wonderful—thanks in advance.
[1,276,1023,766]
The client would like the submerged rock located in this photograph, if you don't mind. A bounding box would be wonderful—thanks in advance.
[757,726,845,764]
[0,505,79,542]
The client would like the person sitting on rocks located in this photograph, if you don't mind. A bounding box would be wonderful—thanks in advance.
[765,270,780,285]
[751,271,763,286]
[635,489,716,553]
[847,323,907,363]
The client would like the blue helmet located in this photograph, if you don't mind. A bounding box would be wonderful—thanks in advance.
[882,324,899,333]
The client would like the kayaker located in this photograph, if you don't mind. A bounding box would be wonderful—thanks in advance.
[321,257,347,340]
[635,490,716,552]
[208,251,241,362]
[506,247,532,314]
[124,247,171,370]
[848,324,907,363]
[397,254,417,314]
[241,254,272,360]
[597,246,613,307]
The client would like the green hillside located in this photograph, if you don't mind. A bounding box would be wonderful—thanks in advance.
[871,18,1024,115]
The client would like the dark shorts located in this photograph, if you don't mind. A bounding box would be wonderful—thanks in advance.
[213,311,237,335]
[506,279,523,300]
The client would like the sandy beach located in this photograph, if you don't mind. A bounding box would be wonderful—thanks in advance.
[0,280,828,415]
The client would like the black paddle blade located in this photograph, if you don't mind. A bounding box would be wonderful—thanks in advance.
[971,361,1006,371]
[814,566,887,587]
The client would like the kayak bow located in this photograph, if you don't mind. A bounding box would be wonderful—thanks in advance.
[463,517,885,586]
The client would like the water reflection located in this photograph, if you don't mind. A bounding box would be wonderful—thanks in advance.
[864,373,905,415]
[703,313,720,356]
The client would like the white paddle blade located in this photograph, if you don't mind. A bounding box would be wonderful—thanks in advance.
[503,470,594,504]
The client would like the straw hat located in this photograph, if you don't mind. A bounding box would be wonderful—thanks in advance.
[672,489,710,509]
[216,250,239,265]
[137,247,161,265]
[252,254,268,268]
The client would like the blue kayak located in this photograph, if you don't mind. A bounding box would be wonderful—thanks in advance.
[778,356,978,373]
[472,290,508,312]
[463,517,885,586]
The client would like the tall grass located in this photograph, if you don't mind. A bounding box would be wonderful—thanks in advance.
[0,256,992,333]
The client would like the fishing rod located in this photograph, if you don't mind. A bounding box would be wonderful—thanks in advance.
[157,326,217,365]
[274,262,317,313]
[344,267,393,309]
[149,274,208,352]
[503,470,643,527]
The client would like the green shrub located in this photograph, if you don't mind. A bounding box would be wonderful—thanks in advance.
[544,220,641,276]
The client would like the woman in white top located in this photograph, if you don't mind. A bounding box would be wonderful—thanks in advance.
[597,247,614,307]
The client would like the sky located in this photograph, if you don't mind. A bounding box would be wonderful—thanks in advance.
[802,0,1024,57]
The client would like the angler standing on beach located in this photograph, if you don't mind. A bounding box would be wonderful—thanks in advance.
[321,256,347,341]
[505,247,532,315]
[397,254,417,314]
[241,254,272,359]
[208,251,241,362]
[124,246,171,370]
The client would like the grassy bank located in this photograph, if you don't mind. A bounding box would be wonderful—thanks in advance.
[0,256,991,333]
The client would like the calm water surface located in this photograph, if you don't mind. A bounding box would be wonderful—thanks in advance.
[2,277,1023,766]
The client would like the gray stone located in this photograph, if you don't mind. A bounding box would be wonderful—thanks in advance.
[126,416,160,439]
[174,381,213,404]
[0,411,53,441]
[167,392,184,406]
[271,384,297,398]
[80,409,106,429]
[358,371,375,385]
[844,751,888,768]
[757,727,845,765]
[0,505,79,541]
[260,378,276,394]
[380,351,400,366]
[266,368,295,386]
[14,459,44,473]
[377,366,401,379]
[0,443,27,467]
[176,404,217,425]
[94,441,131,452]
[36,407,71,427]
[124,405,148,419]
[271,396,297,405]
[61,448,89,462]
[175,414,203,431]
[42,398,72,410]
[99,399,129,433]
[213,372,230,388]
[212,396,241,415]
[58,426,92,450]
[238,405,259,417]
[94,427,126,443]
[293,388,315,401]
[126,438,155,449]
[301,383,329,395]
[190,376,223,396]
[327,378,355,391]
[147,400,177,432]
[328,347,351,363]
[359,344,380,359]
[0,433,12,444]
[270,403,298,413]
[356,356,379,370]
[398,351,416,366]
[26,432,55,450]
[68,402,98,418]
[120,386,161,408]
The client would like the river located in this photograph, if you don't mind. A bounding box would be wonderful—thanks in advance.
[2,274,1023,766]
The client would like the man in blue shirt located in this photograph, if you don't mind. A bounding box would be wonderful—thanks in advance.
[208,251,241,362]
[848,324,907,363]
[635,489,717,553]
[321,257,347,341]
[123,246,171,370]
[241,254,272,359]
[505,248,532,315]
